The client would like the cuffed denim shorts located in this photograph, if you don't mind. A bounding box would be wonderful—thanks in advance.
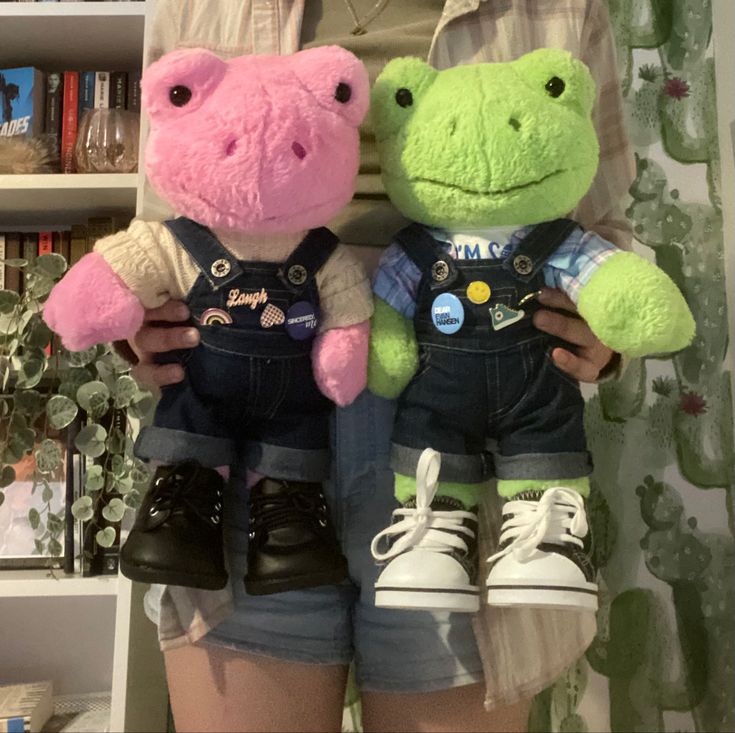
[149,391,484,692]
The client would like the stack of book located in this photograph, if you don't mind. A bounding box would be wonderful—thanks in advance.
[0,681,53,733]
[0,66,141,172]
[0,215,125,293]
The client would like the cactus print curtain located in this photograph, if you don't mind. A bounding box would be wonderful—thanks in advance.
[529,1,734,731]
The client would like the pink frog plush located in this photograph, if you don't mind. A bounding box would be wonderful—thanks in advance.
[44,47,373,594]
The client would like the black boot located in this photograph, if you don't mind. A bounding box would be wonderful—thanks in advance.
[120,461,228,590]
[245,478,348,595]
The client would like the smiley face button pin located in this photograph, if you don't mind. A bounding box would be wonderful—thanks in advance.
[466,281,491,305]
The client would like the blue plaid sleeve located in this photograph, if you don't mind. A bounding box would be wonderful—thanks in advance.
[543,229,619,303]
[372,242,422,319]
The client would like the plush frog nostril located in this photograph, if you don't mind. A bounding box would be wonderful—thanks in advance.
[448,118,457,137]
[291,141,307,160]
[225,139,238,157]
[508,117,521,132]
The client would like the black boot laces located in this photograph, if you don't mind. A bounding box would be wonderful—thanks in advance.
[249,485,329,540]
[148,462,223,527]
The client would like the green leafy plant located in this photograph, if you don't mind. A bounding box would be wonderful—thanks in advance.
[0,254,154,562]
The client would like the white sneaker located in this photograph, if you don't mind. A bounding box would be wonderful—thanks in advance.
[486,488,598,611]
[372,449,480,613]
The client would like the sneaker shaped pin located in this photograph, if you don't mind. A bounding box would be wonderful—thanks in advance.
[371,448,480,613]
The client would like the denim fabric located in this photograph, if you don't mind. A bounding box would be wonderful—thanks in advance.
[202,391,485,692]
[391,339,592,482]
[140,219,335,480]
[389,222,593,482]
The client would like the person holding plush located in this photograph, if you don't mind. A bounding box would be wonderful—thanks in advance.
[367,49,694,614]
[103,2,641,732]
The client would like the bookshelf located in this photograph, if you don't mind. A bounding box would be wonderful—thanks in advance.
[0,2,168,732]
[0,174,139,227]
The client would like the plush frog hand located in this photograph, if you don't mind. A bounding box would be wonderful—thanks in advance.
[367,49,694,397]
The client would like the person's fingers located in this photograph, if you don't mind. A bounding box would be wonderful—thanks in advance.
[533,309,598,348]
[132,324,200,358]
[550,347,601,384]
[132,361,185,389]
[143,300,191,324]
[536,287,578,313]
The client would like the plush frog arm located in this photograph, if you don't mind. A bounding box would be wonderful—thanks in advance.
[367,298,419,399]
[578,251,695,357]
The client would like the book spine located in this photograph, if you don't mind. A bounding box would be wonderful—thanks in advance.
[37,231,53,256]
[69,224,87,265]
[61,71,79,174]
[43,72,64,167]
[0,715,30,732]
[94,71,110,109]
[63,413,82,575]
[32,70,46,137]
[0,235,5,291]
[78,71,96,123]
[3,232,21,293]
[126,70,141,114]
[110,71,127,110]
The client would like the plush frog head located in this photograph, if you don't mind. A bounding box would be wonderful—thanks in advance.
[372,48,599,229]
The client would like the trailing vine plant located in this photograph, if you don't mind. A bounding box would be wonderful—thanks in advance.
[0,252,154,562]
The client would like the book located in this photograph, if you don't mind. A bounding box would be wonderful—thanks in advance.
[86,215,118,250]
[69,224,87,265]
[21,232,37,273]
[63,414,82,575]
[78,71,96,124]
[0,67,45,138]
[93,71,110,109]
[60,71,79,173]
[126,70,141,113]
[43,72,63,166]
[53,230,71,263]
[38,231,53,256]
[4,232,21,293]
[110,71,127,110]
[0,234,5,291]
[0,681,53,733]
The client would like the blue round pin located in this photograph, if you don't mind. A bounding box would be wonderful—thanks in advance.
[285,301,319,340]
[431,292,464,335]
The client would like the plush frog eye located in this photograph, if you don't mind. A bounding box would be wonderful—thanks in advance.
[544,76,565,98]
[513,49,595,116]
[372,56,438,140]
[395,88,413,107]
[169,85,192,107]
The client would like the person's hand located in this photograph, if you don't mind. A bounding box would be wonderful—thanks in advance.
[533,287,616,384]
[127,300,200,390]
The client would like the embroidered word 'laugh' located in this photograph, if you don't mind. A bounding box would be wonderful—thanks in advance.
[227,288,269,310]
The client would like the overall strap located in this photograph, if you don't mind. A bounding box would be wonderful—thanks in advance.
[163,217,243,291]
[502,218,580,283]
[395,223,458,288]
[279,227,339,292]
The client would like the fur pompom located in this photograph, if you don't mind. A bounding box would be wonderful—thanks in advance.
[0,135,54,174]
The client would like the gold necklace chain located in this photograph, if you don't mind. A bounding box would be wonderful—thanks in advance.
[343,0,391,35]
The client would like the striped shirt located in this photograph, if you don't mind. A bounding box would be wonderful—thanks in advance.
[374,224,619,318]
[144,0,631,708]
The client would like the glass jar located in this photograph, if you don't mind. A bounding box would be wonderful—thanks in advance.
[74,108,140,174]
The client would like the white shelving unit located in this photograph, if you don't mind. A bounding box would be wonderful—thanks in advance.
[0,3,169,732]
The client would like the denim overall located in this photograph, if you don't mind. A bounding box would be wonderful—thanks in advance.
[135,217,336,482]
[390,220,593,484]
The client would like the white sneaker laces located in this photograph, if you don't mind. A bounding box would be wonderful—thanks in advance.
[371,449,477,562]
[487,487,588,565]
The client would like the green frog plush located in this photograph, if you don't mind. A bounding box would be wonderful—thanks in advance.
[367,49,694,614]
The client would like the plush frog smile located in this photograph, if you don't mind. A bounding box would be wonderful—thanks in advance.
[372,49,600,228]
